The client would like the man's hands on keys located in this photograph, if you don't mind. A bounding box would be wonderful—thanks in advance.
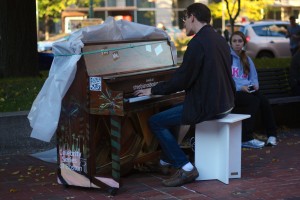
[133,88,152,96]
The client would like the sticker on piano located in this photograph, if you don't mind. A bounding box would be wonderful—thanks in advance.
[155,44,163,56]
[101,47,109,56]
[146,45,152,52]
[89,77,102,91]
[112,51,120,61]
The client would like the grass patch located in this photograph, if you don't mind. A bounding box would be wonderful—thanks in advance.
[0,72,48,112]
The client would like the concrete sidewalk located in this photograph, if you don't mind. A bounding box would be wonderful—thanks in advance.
[0,127,300,200]
[0,111,56,156]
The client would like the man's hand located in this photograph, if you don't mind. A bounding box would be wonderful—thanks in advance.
[133,88,152,96]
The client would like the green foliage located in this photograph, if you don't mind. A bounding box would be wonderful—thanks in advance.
[0,72,48,112]
[38,0,77,22]
[169,32,191,58]
[209,0,275,21]
[38,0,104,22]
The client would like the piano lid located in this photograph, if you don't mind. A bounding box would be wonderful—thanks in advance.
[82,39,175,76]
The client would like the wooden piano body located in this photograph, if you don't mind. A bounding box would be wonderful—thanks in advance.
[56,38,184,194]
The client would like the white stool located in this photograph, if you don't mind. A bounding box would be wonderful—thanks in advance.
[194,114,250,184]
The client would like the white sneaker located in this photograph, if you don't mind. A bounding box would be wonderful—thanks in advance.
[242,139,265,149]
[267,136,277,146]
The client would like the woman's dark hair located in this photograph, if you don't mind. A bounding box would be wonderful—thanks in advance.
[230,31,250,75]
[186,3,211,24]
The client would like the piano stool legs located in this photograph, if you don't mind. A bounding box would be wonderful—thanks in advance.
[194,114,250,184]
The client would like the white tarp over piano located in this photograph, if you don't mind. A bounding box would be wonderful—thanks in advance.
[28,17,176,142]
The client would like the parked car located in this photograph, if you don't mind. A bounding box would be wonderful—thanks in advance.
[226,21,291,58]
[37,34,69,70]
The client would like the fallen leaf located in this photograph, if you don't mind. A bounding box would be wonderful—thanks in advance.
[48,172,55,176]
[11,171,20,175]
[9,188,17,193]
[65,197,75,199]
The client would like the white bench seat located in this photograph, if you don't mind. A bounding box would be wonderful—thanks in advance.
[194,113,250,184]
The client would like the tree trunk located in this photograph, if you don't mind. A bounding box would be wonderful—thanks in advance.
[45,15,50,40]
[0,0,39,78]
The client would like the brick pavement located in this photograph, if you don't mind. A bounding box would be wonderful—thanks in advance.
[1,127,300,200]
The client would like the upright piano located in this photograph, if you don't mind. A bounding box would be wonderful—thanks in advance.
[56,38,185,194]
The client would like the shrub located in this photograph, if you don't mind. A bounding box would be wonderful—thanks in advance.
[253,58,291,69]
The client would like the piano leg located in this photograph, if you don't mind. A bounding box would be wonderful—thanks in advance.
[110,114,121,191]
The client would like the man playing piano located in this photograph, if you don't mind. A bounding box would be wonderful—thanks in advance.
[134,3,235,187]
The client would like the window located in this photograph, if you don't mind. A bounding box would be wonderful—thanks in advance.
[253,24,287,37]
[253,26,268,36]
[107,0,116,6]
[268,24,288,37]
[126,0,134,6]
[137,0,155,8]
[172,0,194,8]
[137,11,155,26]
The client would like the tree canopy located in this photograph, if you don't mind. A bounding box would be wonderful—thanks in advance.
[209,0,275,22]
[37,0,76,22]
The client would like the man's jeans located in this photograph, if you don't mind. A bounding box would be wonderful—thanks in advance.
[148,104,189,168]
[148,103,231,168]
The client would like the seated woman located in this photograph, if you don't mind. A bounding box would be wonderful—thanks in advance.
[230,31,278,148]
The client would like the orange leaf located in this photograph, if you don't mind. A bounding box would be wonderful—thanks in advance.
[9,188,17,193]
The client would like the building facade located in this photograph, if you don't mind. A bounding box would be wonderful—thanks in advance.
[62,0,208,33]
[271,0,300,22]
[61,0,299,33]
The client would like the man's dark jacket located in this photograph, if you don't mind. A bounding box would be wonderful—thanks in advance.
[151,25,235,124]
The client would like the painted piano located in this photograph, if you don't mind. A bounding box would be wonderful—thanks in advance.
[56,38,184,195]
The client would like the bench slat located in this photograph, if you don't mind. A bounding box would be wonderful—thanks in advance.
[256,67,300,104]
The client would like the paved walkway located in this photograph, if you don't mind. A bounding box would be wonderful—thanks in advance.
[1,127,300,200]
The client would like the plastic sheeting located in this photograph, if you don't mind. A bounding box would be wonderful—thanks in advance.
[28,17,176,142]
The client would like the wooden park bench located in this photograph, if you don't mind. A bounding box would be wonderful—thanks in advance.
[257,67,300,105]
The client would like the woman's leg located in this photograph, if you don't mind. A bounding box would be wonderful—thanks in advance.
[255,92,277,137]
[232,92,260,142]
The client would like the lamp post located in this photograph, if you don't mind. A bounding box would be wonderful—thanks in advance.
[89,0,94,18]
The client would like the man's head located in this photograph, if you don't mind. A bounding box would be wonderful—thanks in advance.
[289,16,297,26]
[185,3,211,24]
[183,3,211,36]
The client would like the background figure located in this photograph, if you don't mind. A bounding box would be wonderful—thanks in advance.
[133,3,235,187]
[286,16,300,56]
[289,48,300,95]
[223,29,230,42]
[230,31,278,148]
